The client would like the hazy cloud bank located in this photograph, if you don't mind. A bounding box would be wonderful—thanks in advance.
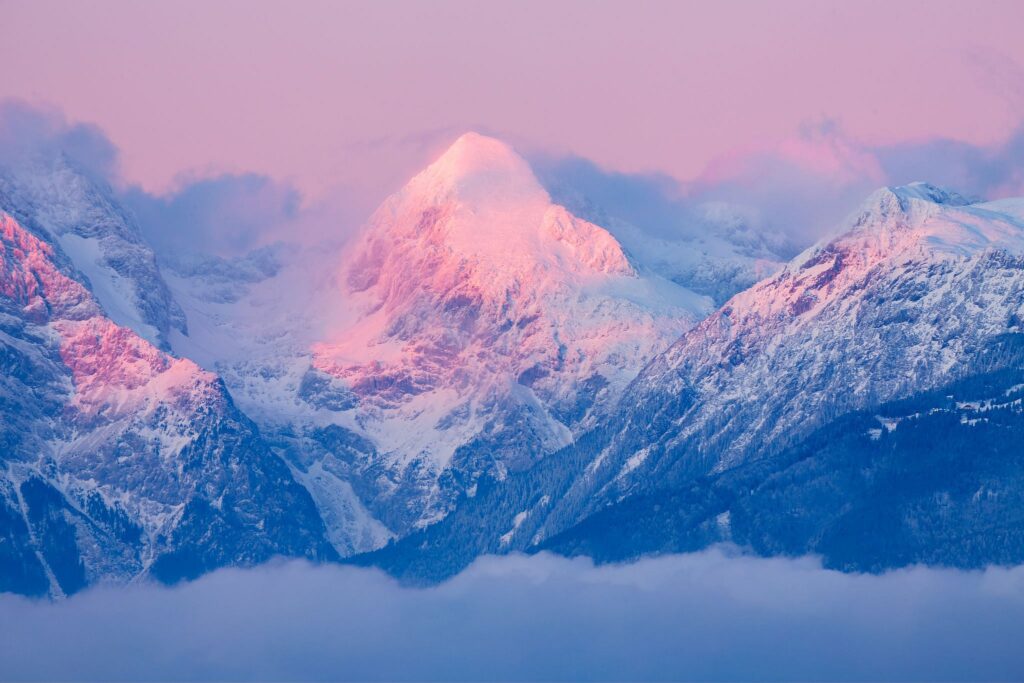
[534,120,1024,256]
[2,548,1023,682]
[6,100,1024,266]
[0,100,118,181]
[0,101,362,260]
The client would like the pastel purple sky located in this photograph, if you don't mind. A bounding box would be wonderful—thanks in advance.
[4,0,1024,208]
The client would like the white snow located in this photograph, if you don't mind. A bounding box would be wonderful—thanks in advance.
[499,510,530,547]
[58,234,161,345]
[291,462,394,554]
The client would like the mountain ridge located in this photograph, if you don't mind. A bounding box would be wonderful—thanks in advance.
[0,151,186,348]
[0,210,334,597]
[353,181,1024,580]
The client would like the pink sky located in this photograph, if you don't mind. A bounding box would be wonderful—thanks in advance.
[3,0,1024,202]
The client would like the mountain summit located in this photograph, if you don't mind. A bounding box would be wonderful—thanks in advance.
[410,132,547,206]
[345,132,637,301]
[791,182,1022,273]
[302,133,709,529]
[159,133,710,549]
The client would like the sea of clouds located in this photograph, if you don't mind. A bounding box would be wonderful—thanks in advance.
[2,547,1023,682]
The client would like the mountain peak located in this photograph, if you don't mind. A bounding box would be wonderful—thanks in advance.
[410,132,545,206]
[887,181,974,206]
[849,183,973,231]
[0,151,186,347]
[349,131,640,287]
[778,183,1024,298]
[837,182,1024,260]
[435,132,525,171]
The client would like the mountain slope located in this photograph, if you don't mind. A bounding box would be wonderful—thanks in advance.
[0,212,334,596]
[0,152,185,348]
[570,184,1024,510]
[542,363,1024,571]
[169,132,712,545]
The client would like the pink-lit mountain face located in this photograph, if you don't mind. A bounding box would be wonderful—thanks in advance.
[0,211,333,596]
[303,134,711,530]
[321,135,704,415]
[329,132,642,407]
[169,133,711,543]
[0,214,208,422]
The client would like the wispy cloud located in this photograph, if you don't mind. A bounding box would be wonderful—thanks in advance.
[535,118,1024,257]
[0,100,119,182]
[0,101,366,259]
[123,173,303,256]
[877,128,1024,200]
[1,548,1022,682]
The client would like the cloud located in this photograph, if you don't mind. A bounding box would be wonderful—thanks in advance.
[1,548,1022,682]
[877,129,1024,200]
[690,120,890,244]
[535,119,1024,258]
[531,154,696,240]
[5,99,1024,269]
[0,101,365,259]
[123,174,304,256]
[533,122,880,256]
[122,169,375,259]
[0,100,119,182]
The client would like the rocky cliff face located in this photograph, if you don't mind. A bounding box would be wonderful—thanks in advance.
[0,152,185,348]
[0,212,334,597]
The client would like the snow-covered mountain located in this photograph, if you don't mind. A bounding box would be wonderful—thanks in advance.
[359,183,1024,577]
[169,133,712,545]
[0,211,334,597]
[0,152,185,348]
[8,124,1024,597]
[541,364,1024,572]
[562,184,1024,505]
